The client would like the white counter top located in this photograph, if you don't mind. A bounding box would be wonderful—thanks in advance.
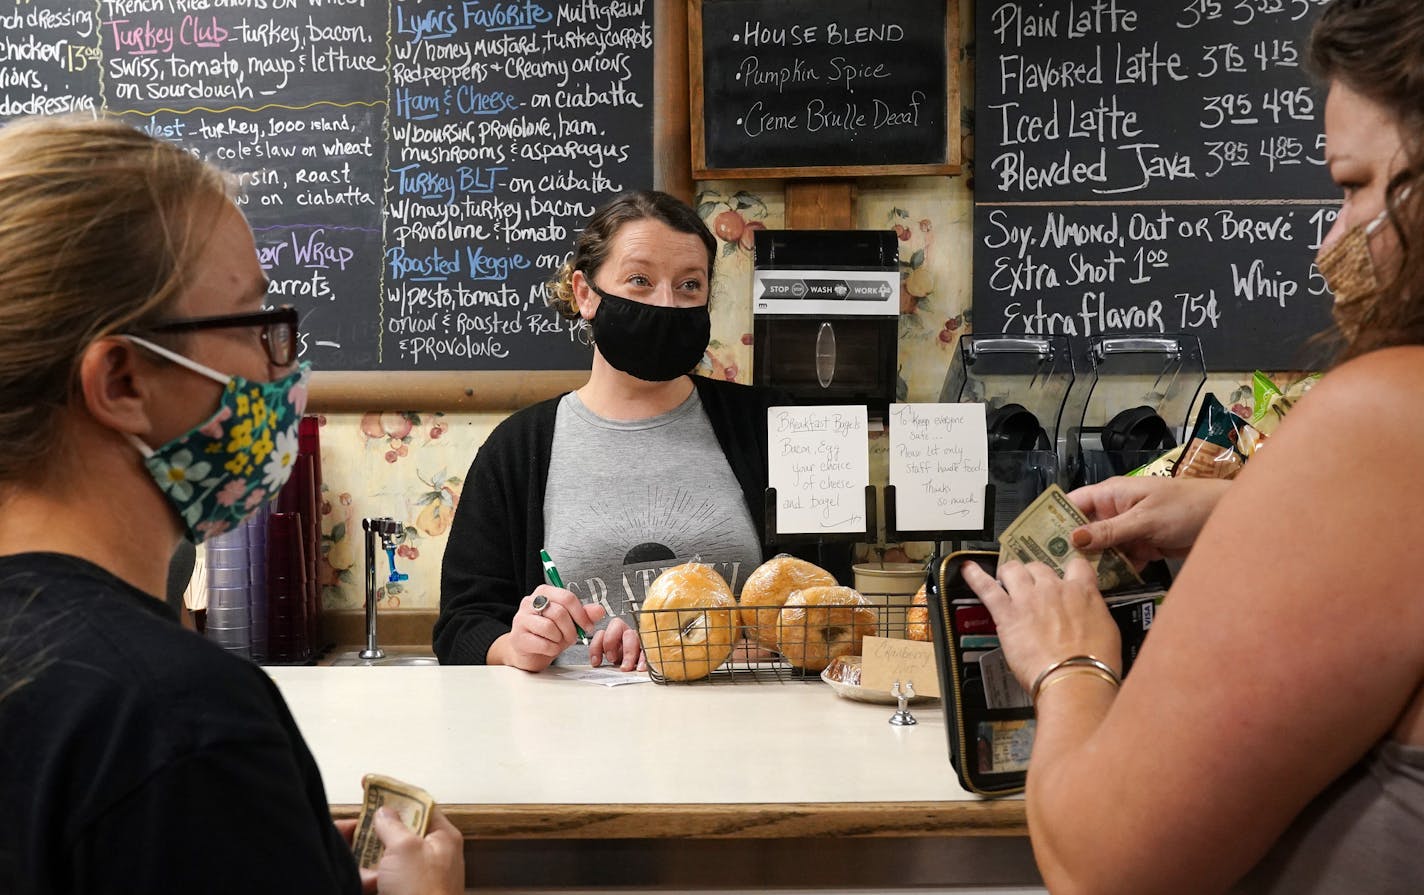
[268,665,977,807]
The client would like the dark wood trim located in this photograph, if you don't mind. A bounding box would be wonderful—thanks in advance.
[784,181,858,230]
[332,800,1027,840]
[321,608,438,648]
[306,370,586,413]
[655,0,694,204]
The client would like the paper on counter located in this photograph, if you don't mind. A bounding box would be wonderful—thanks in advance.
[553,667,653,687]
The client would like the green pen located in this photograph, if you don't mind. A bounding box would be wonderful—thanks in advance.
[540,548,589,645]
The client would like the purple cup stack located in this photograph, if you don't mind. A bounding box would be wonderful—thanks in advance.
[265,511,309,663]
[204,524,251,659]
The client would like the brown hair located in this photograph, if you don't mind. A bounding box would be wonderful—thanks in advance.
[545,190,718,319]
[0,115,232,482]
[1310,0,1424,362]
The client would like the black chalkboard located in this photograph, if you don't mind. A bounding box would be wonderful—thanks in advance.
[2,0,655,373]
[693,0,957,176]
[975,0,1339,370]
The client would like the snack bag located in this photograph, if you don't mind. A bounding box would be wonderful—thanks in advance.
[1249,370,1320,436]
[1127,443,1186,478]
[1171,394,1263,480]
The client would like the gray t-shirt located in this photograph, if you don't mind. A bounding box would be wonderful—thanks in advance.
[542,389,763,664]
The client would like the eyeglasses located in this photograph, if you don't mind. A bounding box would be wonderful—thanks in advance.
[146,305,300,366]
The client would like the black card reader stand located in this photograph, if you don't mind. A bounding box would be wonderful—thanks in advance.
[884,483,997,556]
[764,486,877,572]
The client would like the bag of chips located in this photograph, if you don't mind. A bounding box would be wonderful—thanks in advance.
[1127,444,1185,478]
[1249,370,1320,437]
[1171,393,1263,480]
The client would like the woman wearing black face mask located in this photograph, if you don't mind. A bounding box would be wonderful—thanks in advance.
[435,191,846,672]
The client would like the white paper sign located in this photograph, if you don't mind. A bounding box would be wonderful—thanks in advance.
[553,667,652,687]
[887,403,988,532]
[767,405,869,535]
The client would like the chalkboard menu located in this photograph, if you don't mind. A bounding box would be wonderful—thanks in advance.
[975,0,1339,370]
[1,0,655,372]
[692,0,959,177]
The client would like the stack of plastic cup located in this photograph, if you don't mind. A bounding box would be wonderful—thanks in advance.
[266,511,309,663]
[278,438,322,657]
[245,503,270,661]
[205,524,251,658]
[298,416,325,651]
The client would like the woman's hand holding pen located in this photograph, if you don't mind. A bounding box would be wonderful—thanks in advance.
[495,586,606,672]
[590,617,645,672]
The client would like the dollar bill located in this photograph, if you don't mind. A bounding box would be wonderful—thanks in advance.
[351,773,435,870]
[997,485,1143,591]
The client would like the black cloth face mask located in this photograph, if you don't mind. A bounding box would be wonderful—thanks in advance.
[587,282,711,382]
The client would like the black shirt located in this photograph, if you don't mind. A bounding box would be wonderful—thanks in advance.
[0,553,361,895]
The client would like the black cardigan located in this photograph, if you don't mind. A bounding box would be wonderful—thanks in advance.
[434,376,850,664]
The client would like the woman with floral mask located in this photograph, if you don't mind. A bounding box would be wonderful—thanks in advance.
[953,3,1424,892]
[0,116,463,895]
[436,191,846,671]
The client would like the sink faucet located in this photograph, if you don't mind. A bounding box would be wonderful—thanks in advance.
[360,517,408,660]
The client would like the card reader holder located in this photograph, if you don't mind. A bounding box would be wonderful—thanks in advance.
[925,550,1168,797]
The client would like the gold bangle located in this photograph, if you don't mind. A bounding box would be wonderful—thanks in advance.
[1029,654,1121,704]
[1034,667,1120,704]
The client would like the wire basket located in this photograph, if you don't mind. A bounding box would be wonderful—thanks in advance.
[634,594,917,685]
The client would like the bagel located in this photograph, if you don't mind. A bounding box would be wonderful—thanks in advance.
[777,585,878,672]
[637,562,737,681]
[905,583,931,642]
[738,555,837,648]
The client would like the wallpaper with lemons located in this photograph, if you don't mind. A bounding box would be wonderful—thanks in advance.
[311,7,1304,613]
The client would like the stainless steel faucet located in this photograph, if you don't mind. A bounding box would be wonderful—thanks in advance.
[360,517,406,660]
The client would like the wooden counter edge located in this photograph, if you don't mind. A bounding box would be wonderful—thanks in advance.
[331,800,1027,839]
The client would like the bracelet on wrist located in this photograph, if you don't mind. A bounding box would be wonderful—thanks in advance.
[1030,654,1122,705]
[1034,666,1121,703]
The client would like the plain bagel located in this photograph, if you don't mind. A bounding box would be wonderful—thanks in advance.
[637,562,738,681]
[777,585,878,672]
[738,555,837,648]
[905,583,931,642]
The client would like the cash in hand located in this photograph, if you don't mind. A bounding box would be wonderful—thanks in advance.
[351,773,436,870]
[997,484,1143,591]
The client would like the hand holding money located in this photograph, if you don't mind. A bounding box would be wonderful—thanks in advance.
[352,773,435,871]
[998,485,1144,591]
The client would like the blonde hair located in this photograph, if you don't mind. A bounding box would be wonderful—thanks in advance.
[545,190,717,319]
[0,115,232,482]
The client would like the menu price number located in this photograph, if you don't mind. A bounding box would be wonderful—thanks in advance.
[1179,0,1330,30]
[1307,207,1339,251]
[1204,140,1248,176]
[1258,134,1306,173]
[1199,39,1300,77]
[1172,289,1222,329]
[1201,87,1313,130]
[64,44,101,73]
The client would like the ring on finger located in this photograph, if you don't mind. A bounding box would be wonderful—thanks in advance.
[531,594,549,616]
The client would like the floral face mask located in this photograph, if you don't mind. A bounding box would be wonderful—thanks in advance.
[123,335,310,544]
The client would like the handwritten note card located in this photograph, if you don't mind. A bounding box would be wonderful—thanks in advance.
[888,403,988,533]
[767,406,869,535]
[860,636,941,698]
